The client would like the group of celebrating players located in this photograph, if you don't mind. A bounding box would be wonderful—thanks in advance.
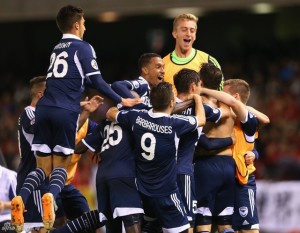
[11,4,269,233]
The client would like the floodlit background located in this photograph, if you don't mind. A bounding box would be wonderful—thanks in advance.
[1,1,300,232]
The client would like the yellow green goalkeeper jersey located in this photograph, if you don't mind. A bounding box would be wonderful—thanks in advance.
[163,48,223,95]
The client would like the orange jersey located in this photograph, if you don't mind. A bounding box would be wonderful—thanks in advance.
[232,120,258,185]
[163,50,209,96]
[65,119,89,185]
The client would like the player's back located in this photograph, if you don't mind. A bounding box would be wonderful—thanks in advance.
[129,109,197,197]
[199,99,235,156]
[40,35,97,113]
[98,120,136,181]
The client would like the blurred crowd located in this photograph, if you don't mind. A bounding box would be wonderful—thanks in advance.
[0,54,299,183]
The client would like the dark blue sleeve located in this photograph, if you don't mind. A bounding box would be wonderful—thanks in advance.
[87,119,98,133]
[83,123,104,151]
[111,81,134,98]
[203,104,221,122]
[88,73,122,104]
[241,111,258,136]
[252,147,259,160]
[198,133,233,150]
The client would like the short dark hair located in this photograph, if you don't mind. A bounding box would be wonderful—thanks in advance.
[56,5,84,33]
[150,82,173,111]
[29,76,46,98]
[138,53,161,74]
[199,63,223,90]
[174,68,200,94]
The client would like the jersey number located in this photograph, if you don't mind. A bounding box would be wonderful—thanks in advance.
[101,123,122,153]
[141,132,156,160]
[47,52,68,78]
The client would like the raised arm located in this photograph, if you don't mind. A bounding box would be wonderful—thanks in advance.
[111,81,135,98]
[89,75,141,107]
[246,106,270,126]
[106,106,120,122]
[193,94,206,127]
[201,87,247,121]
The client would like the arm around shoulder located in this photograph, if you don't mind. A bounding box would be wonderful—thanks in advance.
[193,94,206,127]
[106,106,120,122]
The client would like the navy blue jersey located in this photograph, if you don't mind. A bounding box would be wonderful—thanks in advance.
[112,76,152,110]
[83,120,136,180]
[40,34,121,113]
[203,103,222,123]
[176,100,221,175]
[126,77,151,108]
[116,109,198,197]
[17,106,36,186]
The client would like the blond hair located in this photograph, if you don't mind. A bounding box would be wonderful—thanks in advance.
[173,13,198,31]
[224,79,250,104]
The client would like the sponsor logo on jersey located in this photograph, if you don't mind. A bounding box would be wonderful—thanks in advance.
[242,220,249,225]
[91,59,98,70]
[239,206,248,217]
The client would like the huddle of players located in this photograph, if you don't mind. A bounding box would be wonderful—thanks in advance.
[11,5,269,233]
[75,56,268,233]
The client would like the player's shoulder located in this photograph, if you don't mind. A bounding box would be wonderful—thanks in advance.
[163,53,171,61]
[24,106,35,120]
[195,49,209,56]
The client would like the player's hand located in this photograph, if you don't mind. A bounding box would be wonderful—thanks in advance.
[121,98,142,107]
[81,95,104,113]
[80,96,90,107]
[244,151,255,165]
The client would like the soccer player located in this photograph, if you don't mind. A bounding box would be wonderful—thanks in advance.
[106,82,205,233]
[75,117,144,233]
[13,76,103,233]
[193,63,236,233]
[204,79,269,233]
[111,52,164,109]
[174,68,235,232]
[11,4,140,232]
[163,13,223,95]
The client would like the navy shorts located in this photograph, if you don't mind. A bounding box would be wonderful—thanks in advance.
[233,174,259,230]
[57,184,90,220]
[96,177,144,222]
[194,155,236,224]
[177,174,197,224]
[141,190,190,233]
[32,105,79,156]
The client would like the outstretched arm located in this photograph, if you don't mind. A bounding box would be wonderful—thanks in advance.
[201,87,247,121]
[246,106,270,126]
[106,107,120,122]
[193,94,206,127]
[111,81,135,98]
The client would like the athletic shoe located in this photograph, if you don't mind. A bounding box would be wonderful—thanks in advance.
[42,193,57,230]
[11,196,25,233]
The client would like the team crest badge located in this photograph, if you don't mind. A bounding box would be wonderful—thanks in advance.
[239,206,248,217]
[91,59,98,70]
[188,117,196,125]
[132,81,140,88]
